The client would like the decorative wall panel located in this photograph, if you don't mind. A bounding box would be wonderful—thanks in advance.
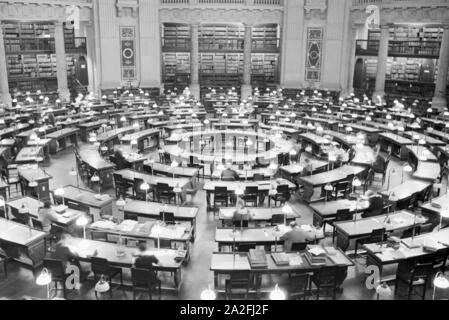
[120,26,136,80]
[305,27,323,82]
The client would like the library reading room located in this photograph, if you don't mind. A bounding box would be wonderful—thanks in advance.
[0,0,448,303]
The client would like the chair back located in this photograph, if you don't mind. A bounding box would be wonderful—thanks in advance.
[160,211,175,224]
[253,174,265,181]
[233,220,249,228]
[158,238,172,249]
[43,258,66,279]
[91,231,109,242]
[412,262,434,279]
[215,187,228,196]
[313,266,340,286]
[229,270,251,288]
[245,186,258,195]
[271,214,285,225]
[134,178,145,193]
[237,243,256,252]
[31,218,44,231]
[124,212,138,221]
[277,185,289,194]
[131,267,158,287]
[91,257,112,275]
[336,209,352,222]
[371,228,386,242]
[291,242,308,251]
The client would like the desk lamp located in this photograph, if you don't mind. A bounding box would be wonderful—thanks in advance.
[36,268,52,300]
[69,167,80,189]
[116,197,126,211]
[270,284,286,300]
[76,216,89,240]
[401,163,413,184]
[200,285,216,301]
[141,182,150,202]
[376,282,392,300]
[54,187,65,206]
[433,272,449,300]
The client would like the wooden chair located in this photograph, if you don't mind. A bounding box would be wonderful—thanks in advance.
[225,271,251,300]
[91,257,123,298]
[269,185,291,207]
[271,214,285,226]
[133,178,147,201]
[214,187,229,210]
[160,211,175,224]
[42,258,70,299]
[331,209,353,243]
[156,183,176,204]
[291,242,308,251]
[131,267,161,300]
[237,243,256,253]
[309,266,341,300]
[91,231,110,243]
[241,186,258,207]
[354,228,387,256]
[394,261,434,300]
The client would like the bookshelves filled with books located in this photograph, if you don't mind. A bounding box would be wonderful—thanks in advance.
[199,52,243,88]
[3,21,85,95]
[251,53,279,87]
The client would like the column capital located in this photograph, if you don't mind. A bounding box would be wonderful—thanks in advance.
[191,22,200,28]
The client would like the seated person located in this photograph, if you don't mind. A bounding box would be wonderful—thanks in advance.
[221,164,239,181]
[133,243,159,271]
[361,191,384,218]
[51,233,80,270]
[233,200,251,223]
[280,222,314,252]
[38,201,59,233]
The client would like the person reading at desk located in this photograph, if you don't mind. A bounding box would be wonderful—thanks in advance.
[38,201,59,233]
[361,191,384,218]
[133,243,159,271]
[221,164,239,181]
[280,222,314,252]
[51,233,80,269]
[232,200,251,226]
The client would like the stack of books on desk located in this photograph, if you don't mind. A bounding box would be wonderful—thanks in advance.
[304,245,327,266]
[248,249,268,269]
[271,252,289,266]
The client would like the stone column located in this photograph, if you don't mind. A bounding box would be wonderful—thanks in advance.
[190,23,200,99]
[54,21,70,101]
[372,24,389,103]
[241,23,253,99]
[85,23,97,94]
[0,23,11,106]
[432,24,449,111]
[345,24,358,96]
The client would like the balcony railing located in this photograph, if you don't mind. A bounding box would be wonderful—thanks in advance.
[160,0,283,6]
[162,37,191,51]
[352,0,449,7]
[356,39,441,58]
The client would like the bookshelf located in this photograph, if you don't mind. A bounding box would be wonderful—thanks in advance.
[368,26,443,42]
[2,21,82,94]
[251,53,279,85]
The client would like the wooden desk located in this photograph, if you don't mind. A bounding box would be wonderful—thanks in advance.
[77,120,109,142]
[310,198,370,227]
[215,226,322,251]
[298,165,367,203]
[378,133,413,160]
[298,133,331,158]
[46,128,80,154]
[52,186,113,221]
[406,146,440,181]
[143,162,199,180]
[279,160,328,182]
[120,129,160,153]
[218,207,300,224]
[420,194,449,227]
[15,146,45,164]
[78,146,115,188]
[7,197,84,228]
[123,200,198,240]
[17,166,52,201]
[403,131,446,147]
[97,126,136,145]
[67,238,184,292]
[380,179,431,202]
[203,179,296,209]
[334,210,426,251]
[364,229,449,280]
[211,249,353,290]
[0,218,46,272]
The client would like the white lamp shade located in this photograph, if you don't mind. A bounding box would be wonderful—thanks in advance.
[434,273,449,289]
[270,284,286,300]
[76,216,89,227]
[376,283,392,298]
[200,287,216,300]
[54,188,65,196]
[36,268,52,286]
